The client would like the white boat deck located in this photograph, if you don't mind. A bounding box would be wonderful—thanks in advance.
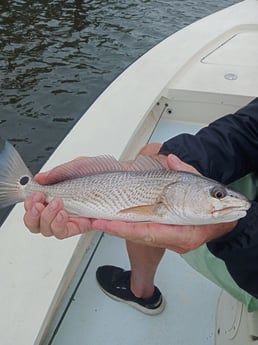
[50,235,220,345]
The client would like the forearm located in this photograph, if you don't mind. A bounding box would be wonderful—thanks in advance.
[159,98,258,184]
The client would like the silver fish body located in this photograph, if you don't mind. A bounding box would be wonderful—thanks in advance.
[0,141,251,225]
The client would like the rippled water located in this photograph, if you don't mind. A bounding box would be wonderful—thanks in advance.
[0,0,238,220]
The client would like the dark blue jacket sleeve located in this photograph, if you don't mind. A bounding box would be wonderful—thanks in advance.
[159,98,258,298]
[159,98,258,184]
[207,202,258,299]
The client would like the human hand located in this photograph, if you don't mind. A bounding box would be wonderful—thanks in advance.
[92,218,237,253]
[24,192,94,239]
[23,157,100,239]
[92,152,237,253]
[23,143,165,239]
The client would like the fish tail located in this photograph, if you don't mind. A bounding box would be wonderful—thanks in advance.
[0,141,33,208]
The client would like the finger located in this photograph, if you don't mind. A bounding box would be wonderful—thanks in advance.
[33,172,51,185]
[34,157,95,185]
[45,157,91,183]
[93,220,169,244]
[50,215,93,239]
[33,161,83,185]
[139,143,162,156]
[39,198,64,237]
[167,154,200,174]
[93,220,196,253]
[138,143,169,169]
[93,219,137,239]
[23,202,46,234]
[45,210,70,239]
[24,192,46,211]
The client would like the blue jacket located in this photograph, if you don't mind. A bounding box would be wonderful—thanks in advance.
[159,97,258,298]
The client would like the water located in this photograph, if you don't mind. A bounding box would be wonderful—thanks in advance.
[0,0,238,221]
[0,0,239,170]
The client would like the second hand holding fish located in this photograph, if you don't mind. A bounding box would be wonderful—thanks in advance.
[94,149,238,253]
[24,144,238,252]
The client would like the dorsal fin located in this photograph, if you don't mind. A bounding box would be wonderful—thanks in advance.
[46,154,165,182]
[46,155,124,182]
[127,155,165,171]
[76,155,124,174]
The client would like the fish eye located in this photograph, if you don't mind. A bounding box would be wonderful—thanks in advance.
[211,186,226,199]
[20,176,30,186]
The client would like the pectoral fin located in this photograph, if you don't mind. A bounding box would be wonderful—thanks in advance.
[118,200,169,217]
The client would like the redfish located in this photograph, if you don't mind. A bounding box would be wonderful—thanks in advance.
[0,141,250,225]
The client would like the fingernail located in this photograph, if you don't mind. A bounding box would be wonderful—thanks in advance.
[168,154,180,162]
[49,199,58,212]
[56,212,63,223]
[32,193,42,203]
[168,154,182,168]
[35,171,50,184]
[31,206,39,217]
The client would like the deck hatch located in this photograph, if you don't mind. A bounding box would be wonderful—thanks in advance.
[202,30,258,67]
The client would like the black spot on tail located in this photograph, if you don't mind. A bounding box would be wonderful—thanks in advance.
[20,176,30,186]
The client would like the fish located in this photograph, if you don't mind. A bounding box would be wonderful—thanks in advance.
[0,141,251,225]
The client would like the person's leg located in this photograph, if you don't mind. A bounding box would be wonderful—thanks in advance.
[96,241,166,314]
[126,240,165,298]
[96,142,166,313]
[125,142,166,298]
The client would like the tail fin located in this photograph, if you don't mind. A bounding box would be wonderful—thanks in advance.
[0,141,33,208]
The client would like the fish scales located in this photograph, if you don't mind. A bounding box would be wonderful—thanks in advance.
[25,170,175,219]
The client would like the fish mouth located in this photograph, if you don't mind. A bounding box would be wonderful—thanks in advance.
[212,205,250,217]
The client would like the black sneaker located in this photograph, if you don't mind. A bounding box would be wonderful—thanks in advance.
[96,265,165,315]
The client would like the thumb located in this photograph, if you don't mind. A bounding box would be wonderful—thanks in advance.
[167,154,200,175]
[33,171,51,185]
[34,163,76,185]
[33,156,100,185]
